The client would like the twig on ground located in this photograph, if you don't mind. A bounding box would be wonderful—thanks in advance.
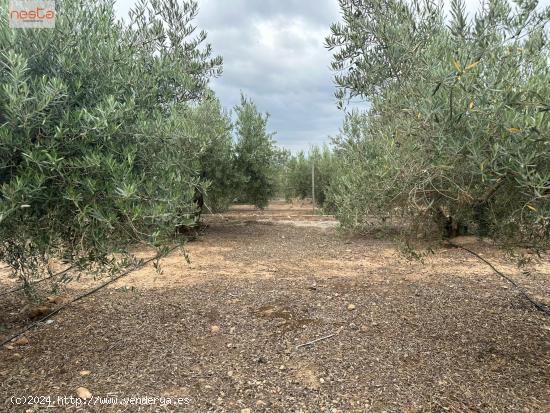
[449,242,550,316]
[296,326,344,349]
[0,245,180,348]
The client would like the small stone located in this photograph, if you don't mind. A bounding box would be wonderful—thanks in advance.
[13,336,29,346]
[319,378,325,383]
[227,370,233,377]
[256,400,266,407]
[11,353,23,360]
[211,325,220,334]
[76,387,92,400]
[360,325,369,332]
[79,370,91,376]
[229,327,236,334]
[347,304,356,311]
[241,409,252,413]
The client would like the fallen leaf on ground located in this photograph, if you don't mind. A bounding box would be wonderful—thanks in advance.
[13,336,29,346]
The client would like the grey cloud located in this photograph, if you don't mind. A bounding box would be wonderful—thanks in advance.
[116,0,346,151]
[195,1,345,150]
[196,0,340,29]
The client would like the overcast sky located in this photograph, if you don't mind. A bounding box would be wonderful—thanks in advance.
[114,0,358,152]
[114,0,549,152]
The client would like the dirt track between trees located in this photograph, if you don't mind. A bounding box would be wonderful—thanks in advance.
[1,200,549,412]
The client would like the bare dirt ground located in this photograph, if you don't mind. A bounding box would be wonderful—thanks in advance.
[1,200,549,412]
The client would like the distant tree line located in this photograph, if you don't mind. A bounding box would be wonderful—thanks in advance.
[278,146,336,208]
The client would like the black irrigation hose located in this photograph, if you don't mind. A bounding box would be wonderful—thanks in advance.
[0,266,74,298]
[0,246,180,348]
[449,242,550,316]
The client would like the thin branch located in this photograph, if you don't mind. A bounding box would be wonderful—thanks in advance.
[0,265,74,298]
[1,245,180,348]
[449,243,550,316]
[296,326,345,349]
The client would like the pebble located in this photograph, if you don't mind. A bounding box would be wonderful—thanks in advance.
[347,304,356,311]
[211,325,220,333]
[76,387,92,400]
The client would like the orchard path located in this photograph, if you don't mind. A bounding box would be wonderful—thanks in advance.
[1,200,549,412]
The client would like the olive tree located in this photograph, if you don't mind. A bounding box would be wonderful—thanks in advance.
[0,0,223,288]
[233,95,277,208]
[326,0,550,246]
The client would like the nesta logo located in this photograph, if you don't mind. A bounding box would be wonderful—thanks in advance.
[10,7,55,20]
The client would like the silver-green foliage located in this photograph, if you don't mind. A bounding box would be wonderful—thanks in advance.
[326,0,550,245]
[233,95,277,209]
[0,0,226,285]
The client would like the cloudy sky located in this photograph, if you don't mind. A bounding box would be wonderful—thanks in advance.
[114,0,547,152]
[114,0,353,152]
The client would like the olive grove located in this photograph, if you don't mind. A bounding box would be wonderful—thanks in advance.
[0,0,278,289]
